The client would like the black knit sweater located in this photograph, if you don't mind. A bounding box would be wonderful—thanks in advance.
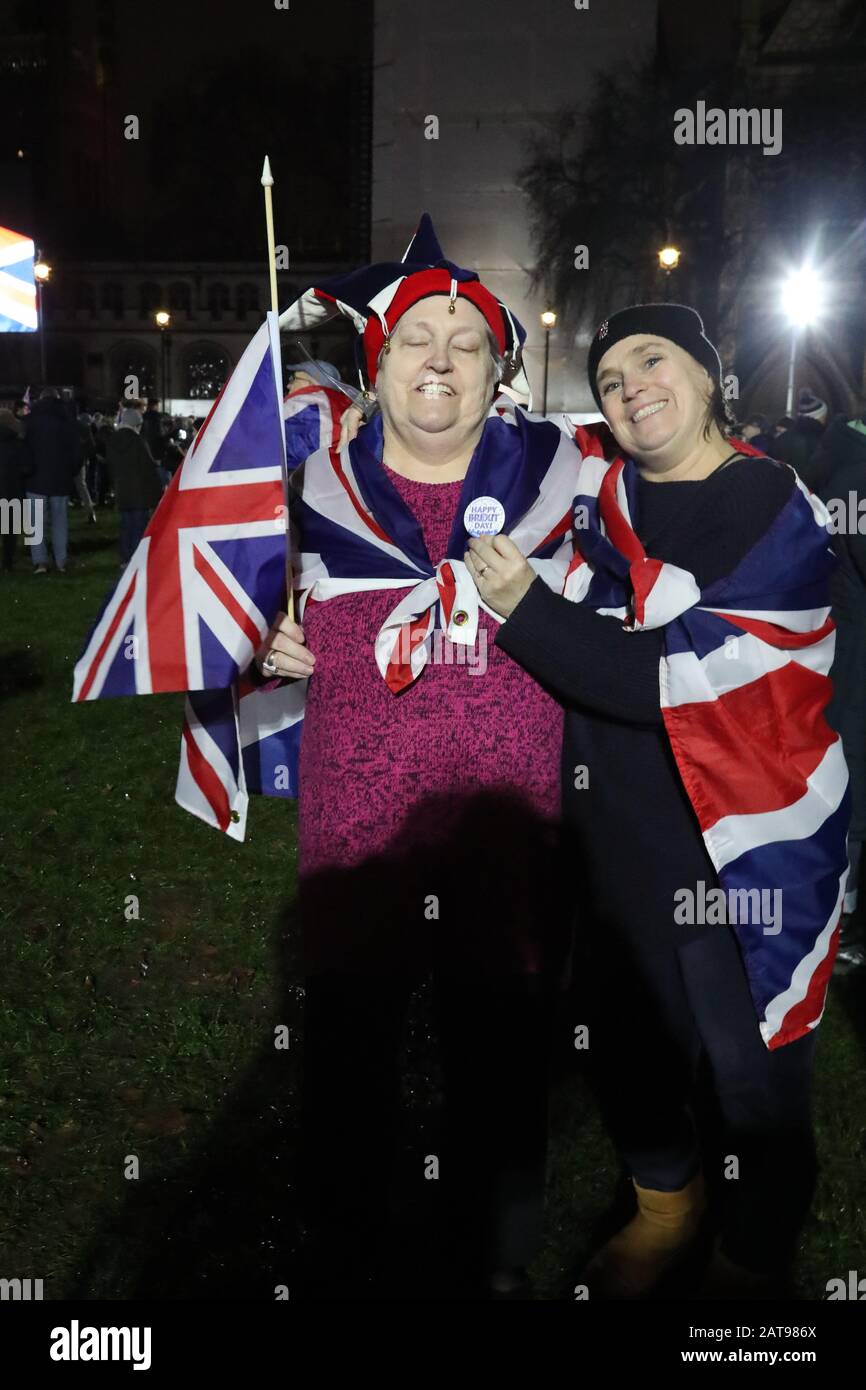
[496,455,796,950]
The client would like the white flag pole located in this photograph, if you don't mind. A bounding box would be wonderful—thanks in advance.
[261,154,279,315]
[261,155,295,622]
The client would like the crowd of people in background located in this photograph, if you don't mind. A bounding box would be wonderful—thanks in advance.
[0,391,204,575]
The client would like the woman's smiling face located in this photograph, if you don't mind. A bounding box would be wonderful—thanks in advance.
[595,334,714,464]
[376,295,496,440]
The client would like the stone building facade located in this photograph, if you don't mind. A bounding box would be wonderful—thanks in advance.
[2,261,353,408]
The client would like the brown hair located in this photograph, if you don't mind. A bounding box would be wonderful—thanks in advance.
[702,376,734,441]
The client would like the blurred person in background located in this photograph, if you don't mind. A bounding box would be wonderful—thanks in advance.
[22,387,81,574]
[773,389,828,488]
[91,412,113,505]
[106,406,164,566]
[738,412,773,457]
[0,408,27,573]
[74,413,98,523]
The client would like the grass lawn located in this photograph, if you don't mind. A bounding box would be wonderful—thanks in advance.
[1,507,864,1300]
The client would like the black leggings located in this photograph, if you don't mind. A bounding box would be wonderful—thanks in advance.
[580,924,817,1273]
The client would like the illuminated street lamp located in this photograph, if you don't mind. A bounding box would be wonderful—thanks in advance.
[781,268,825,415]
[541,308,557,414]
[154,310,172,411]
[658,245,681,273]
[33,257,52,384]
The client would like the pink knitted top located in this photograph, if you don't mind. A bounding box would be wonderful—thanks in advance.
[297,466,566,974]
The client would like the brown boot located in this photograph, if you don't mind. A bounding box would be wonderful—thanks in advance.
[585,1174,706,1299]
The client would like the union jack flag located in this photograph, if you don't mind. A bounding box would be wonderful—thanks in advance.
[0,225,37,333]
[73,315,288,702]
[565,445,849,1049]
[282,383,346,468]
[173,381,350,839]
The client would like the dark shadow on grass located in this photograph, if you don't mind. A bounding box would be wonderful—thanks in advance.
[70,793,571,1302]
[834,900,866,1061]
[0,648,45,702]
[68,912,308,1301]
[68,535,117,556]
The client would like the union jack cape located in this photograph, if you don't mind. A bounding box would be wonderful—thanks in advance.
[565,438,849,1050]
[175,397,581,837]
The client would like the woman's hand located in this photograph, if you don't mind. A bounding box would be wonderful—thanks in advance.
[338,405,366,451]
[464,535,537,619]
[254,611,316,680]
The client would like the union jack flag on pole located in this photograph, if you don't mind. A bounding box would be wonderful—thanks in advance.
[0,225,38,333]
[73,313,289,702]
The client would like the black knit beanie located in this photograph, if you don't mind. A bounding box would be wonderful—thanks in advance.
[587,303,722,410]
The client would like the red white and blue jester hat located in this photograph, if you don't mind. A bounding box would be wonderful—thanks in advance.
[278,213,531,404]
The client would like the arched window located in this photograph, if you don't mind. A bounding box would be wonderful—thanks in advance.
[236,282,259,317]
[183,343,231,399]
[74,281,96,316]
[110,342,158,401]
[139,282,163,317]
[101,282,123,318]
[169,282,191,314]
[207,283,231,320]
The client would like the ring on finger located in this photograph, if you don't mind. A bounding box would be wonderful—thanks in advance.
[262,650,280,675]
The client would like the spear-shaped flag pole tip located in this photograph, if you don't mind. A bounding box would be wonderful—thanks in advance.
[261,155,279,313]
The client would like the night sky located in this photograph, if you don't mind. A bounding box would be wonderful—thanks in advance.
[1,0,372,262]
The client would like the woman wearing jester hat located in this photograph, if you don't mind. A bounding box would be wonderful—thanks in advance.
[253,215,580,1296]
[466,303,849,1299]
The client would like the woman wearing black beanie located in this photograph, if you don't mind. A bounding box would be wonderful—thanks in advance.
[465,304,849,1298]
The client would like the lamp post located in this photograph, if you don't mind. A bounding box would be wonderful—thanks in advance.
[540,309,557,415]
[33,257,52,385]
[155,309,171,411]
[780,268,824,416]
[657,245,681,274]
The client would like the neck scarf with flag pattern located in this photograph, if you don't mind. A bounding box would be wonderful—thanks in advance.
[175,395,579,838]
[292,402,576,692]
[564,442,849,1051]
